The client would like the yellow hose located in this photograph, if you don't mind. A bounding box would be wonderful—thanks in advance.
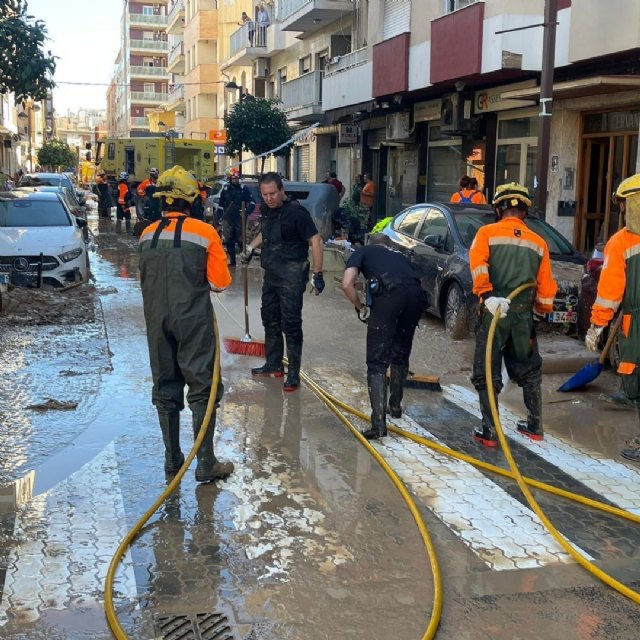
[104,314,223,639]
[299,370,443,640]
[486,283,640,604]
[304,380,640,526]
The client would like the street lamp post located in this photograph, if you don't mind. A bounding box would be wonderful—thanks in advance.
[17,103,41,173]
[218,78,239,173]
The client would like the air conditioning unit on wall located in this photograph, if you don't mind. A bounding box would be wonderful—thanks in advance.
[386,112,411,140]
[253,58,269,78]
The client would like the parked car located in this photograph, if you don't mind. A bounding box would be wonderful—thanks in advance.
[0,190,89,288]
[205,177,339,240]
[19,173,87,212]
[13,185,86,218]
[379,202,586,339]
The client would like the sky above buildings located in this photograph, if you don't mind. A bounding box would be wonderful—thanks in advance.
[27,0,121,115]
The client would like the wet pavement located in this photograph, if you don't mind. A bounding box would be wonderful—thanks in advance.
[0,211,639,639]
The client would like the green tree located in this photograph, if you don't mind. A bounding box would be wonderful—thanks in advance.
[37,139,76,171]
[0,0,56,102]
[225,97,292,174]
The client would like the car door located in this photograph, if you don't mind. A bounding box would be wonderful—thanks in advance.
[412,207,453,310]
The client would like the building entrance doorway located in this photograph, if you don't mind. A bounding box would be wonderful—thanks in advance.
[576,109,639,252]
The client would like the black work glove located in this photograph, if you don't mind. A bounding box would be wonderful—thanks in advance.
[311,271,325,295]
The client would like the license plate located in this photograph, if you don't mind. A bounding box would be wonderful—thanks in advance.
[548,310,577,323]
[0,274,8,285]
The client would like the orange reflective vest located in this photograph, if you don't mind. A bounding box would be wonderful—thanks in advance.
[137,178,151,197]
[450,189,487,205]
[469,216,557,314]
[591,228,640,375]
[139,212,231,291]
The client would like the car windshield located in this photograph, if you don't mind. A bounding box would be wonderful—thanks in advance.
[20,175,70,189]
[0,200,71,227]
[453,211,576,256]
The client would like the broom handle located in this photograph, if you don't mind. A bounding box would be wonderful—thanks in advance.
[241,201,250,337]
[599,313,623,365]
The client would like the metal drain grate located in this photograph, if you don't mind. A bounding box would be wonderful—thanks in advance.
[154,611,236,640]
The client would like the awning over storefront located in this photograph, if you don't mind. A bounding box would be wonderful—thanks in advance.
[501,75,640,101]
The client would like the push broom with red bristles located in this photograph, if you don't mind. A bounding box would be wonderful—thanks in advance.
[223,202,266,357]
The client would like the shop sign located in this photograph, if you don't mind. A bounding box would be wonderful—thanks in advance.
[338,124,359,144]
[474,80,537,114]
[413,99,441,123]
[295,130,316,145]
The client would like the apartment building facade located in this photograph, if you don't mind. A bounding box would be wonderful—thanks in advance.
[110,1,170,137]
[214,0,640,252]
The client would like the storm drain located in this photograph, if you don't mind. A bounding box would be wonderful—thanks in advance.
[154,611,237,640]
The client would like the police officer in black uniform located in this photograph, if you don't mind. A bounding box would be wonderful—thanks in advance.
[242,172,325,392]
[218,168,254,265]
[341,234,426,439]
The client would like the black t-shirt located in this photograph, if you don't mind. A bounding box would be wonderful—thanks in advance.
[346,244,420,285]
[262,199,318,242]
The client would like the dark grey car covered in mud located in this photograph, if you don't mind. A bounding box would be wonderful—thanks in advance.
[380,203,586,339]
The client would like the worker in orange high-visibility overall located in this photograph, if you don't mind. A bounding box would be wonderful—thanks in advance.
[588,173,640,462]
[139,166,234,482]
[469,183,557,447]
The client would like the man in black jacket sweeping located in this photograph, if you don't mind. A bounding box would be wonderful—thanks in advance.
[242,172,324,392]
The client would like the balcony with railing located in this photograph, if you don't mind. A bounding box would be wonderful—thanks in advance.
[130,65,169,79]
[129,39,169,53]
[130,91,169,104]
[167,0,185,34]
[166,83,185,110]
[281,70,323,121]
[277,0,354,35]
[322,47,372,112]
[223,21,267,68]
[168,41,185,72]
[129,13,168,28]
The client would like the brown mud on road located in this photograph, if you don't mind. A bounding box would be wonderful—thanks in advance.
[0,284,97,326]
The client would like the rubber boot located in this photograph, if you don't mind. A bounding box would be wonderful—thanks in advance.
[115,220,123,234]
[474,389,499,447]
[283,341,302,392]
[517,384,544,441]
[362,373,388,439]
[191,402,234,483]
[251,337,284,377]
[125,219,132,234]
[388,364,408,419]
[158,409,184,476]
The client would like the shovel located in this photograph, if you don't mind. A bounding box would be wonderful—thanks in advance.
[557,313,622,392]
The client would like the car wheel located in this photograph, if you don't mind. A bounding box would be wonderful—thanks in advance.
[444,282,469,340]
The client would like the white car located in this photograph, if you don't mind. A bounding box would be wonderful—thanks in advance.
[0,190,89,288]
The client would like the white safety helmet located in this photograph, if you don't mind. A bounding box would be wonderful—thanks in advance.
[118,171,129,181]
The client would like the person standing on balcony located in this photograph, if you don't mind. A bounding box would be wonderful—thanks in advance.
[257,3,270,46]
[239,11,255,46]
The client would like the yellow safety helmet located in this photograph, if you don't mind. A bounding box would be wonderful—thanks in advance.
[492,182,532,212]
[153,165,199,204]
[615,173,640,200]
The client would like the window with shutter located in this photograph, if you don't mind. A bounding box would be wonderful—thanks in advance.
[383,0,411,41]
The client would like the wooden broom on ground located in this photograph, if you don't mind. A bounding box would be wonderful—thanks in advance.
[223,202,266,357]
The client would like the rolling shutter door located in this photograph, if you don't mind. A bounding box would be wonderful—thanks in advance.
[295,145,310,182]
[383,0,411,41]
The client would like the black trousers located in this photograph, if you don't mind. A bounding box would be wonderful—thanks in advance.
[223,215,243,262]
[366,285,424,375]
[471,310,542,393]
[116,203,131,221]
[261,262,309,352]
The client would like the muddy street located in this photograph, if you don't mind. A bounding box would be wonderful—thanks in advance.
[0,211,639,640]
